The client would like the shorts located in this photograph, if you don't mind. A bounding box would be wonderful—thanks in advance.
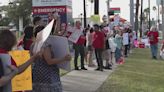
[87,45,93,51]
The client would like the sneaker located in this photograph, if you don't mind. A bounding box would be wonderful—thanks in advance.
[81,67,88,70]
[104,66,112,70]
[75,67,80,70]
[95,68,100,71]
[100,68,104,72]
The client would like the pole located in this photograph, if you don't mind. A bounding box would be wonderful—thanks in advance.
[83,0,87,28]
[94,0,99,14]
[148,0,151,31]
[158,4,160,30]
[107,0,110,23]
[161,0,164,38]
[140,0,143,37]
[130,0,134,31]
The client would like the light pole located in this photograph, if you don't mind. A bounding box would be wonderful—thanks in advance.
[130,0,135,31]
[161,0,164,38]
[140,0,143,37]
[83,0,87,28]
[94,0,99,14]
[148,0,151,31]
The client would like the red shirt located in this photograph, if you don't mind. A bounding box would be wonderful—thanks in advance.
[92,31,105,49]
[17,39,33,50]
[75,28,86,45]
[147,31,159,44]
[76,36,86,45]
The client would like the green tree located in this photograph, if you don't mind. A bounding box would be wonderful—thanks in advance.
[0,17,11,26]
[7,0,32,28]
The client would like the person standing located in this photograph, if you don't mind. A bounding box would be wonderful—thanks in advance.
[31,26,72,92]
[114,30,123,63]
[86,28,95,67]
[147,26,159,59]
[122,28,129,57]
[17,26,34,50]
[0,30,39,92]
[73,21,87,70]
[92,24,105,71]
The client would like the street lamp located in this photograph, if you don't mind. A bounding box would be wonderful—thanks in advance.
[83,0,87,28]
[148,0,151,31]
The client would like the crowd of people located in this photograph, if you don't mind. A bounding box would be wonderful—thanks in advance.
[1,12,156,92]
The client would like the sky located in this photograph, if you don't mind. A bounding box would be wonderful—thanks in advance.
[0,0,158,21]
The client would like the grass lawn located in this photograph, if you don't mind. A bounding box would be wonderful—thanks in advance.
[97,48,164,92]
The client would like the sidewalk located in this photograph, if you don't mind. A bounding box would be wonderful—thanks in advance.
[61,66,116,92]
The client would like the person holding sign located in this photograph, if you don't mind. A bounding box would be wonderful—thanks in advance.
[31,26,71,92]
[0,30,40,92]
[70,21,87,70]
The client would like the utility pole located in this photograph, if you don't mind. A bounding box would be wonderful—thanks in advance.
[140,0,143,37]
[94,0,99,14]
[107,0,110,23]
[130,0,134,31]
[161,0,164,38]
[148,0,151,31]
[83,0,87,28]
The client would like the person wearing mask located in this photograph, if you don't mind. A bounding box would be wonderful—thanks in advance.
[73,21,87,70]
[0,30,40,92]
[147,26,159,59]
[92,24,105,71]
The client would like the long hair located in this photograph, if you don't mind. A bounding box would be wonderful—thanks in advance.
[23,26,34,50]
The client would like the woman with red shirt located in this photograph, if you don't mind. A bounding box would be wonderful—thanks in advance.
[147,26,159,59]
[0,30,39,92]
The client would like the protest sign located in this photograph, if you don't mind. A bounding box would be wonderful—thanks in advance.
[68,28,83,43]
[33,19,54,54]
[9,50,32,91]
[114,15,120,26]
[46,36,71,71]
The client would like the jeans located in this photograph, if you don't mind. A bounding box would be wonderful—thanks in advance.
[124,45,129,56]
[95,48,103,69]
[74,44,85,68]
[150,44,158,58]
[115,48,122,62]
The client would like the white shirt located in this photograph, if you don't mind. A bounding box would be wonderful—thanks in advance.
[123,33,129,45]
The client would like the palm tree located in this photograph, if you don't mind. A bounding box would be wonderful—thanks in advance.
[135,0,140,34]
[88,0,94,15]
[144,8,149,22]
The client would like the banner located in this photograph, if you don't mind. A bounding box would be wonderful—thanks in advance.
[90,15,100,24]
[9,50,32,91]
[114,15,120,26]
[33,19,54,54]
[68,28,83,43]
